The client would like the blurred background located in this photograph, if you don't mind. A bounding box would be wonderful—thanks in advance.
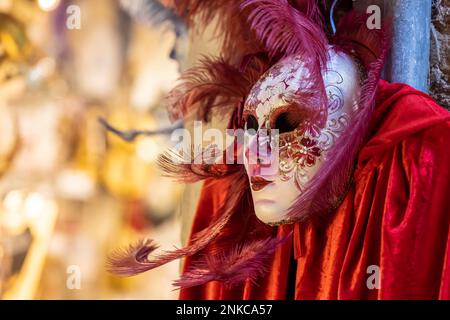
[0,0,220,299]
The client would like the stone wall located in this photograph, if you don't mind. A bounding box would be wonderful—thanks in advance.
[431,0,450,109]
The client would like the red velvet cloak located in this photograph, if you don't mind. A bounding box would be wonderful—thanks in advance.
[179,80,450,300]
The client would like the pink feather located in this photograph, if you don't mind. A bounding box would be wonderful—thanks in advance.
[157,146,240,183]
[107,171,250,276]
[173,232,292,289]
[241,0,328,66]
[166,57,247,122]
[166,55,269,122]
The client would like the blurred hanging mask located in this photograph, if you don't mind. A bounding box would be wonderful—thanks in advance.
[0,13,30,100]
[0,13,30,176]
[0,13,29,65]
[243,49,363,225]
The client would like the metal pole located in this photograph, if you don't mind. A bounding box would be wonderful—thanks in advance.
[354,0,432,93]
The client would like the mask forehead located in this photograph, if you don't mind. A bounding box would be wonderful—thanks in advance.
[244,56,310,126]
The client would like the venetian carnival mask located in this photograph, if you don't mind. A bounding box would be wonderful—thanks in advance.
[243,49,363,225]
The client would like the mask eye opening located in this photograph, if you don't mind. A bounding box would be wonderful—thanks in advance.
[244,114,259,134]
[273,110,303,134]
[275,112,299,134]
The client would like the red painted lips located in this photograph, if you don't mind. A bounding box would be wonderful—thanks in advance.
[250,176,273,191]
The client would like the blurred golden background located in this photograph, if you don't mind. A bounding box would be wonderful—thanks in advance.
[0,0,211,299]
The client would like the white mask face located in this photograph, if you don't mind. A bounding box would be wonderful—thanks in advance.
[243,50,362,225]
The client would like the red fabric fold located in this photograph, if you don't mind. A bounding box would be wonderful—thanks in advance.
[179,80,450,300]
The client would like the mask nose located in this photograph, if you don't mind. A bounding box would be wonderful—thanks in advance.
[245,131,278,177]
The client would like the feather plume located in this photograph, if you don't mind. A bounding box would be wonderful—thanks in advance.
[107,239,160,276]
[241,0,328,66]
[291,0,326,24]
[166,57,258,122]
[173,232,292,289]
[107,171,249,276]
[157,146,241,183]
